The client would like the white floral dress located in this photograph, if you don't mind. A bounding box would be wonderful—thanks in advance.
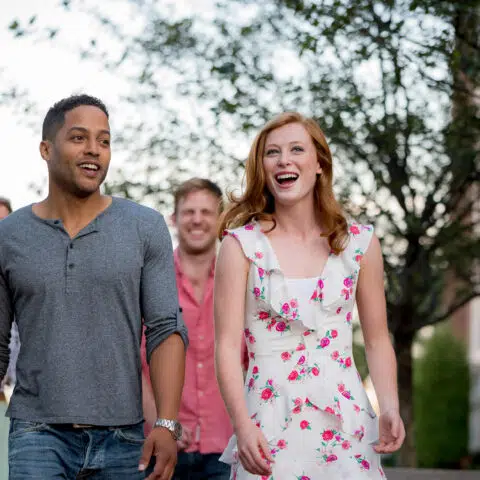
[220,221,386,479]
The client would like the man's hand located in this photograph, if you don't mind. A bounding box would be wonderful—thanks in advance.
[176,426,192,451]
[139,427,177,480]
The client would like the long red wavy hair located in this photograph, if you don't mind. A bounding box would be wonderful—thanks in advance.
[218,112,349,254]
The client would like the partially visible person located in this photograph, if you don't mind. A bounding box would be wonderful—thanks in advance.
[0,198,11,221]
[215,112,405,479]
[0,95,188,480]
[0,198,20,401]
[0,197,15,480]
[142,178,232,480]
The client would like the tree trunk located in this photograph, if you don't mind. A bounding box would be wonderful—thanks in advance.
[395,330,416,467]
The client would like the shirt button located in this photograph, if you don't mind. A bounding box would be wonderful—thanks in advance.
[198,391,204,397]
[54,220,60,225]
[199,335,204,341]
[69,243,74,249]
[197,363,203,369]
[69,263,75,269]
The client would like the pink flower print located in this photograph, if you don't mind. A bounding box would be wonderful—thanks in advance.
[276,321,286,332]
[281,303,290,314]
[296,343,306,351]
[362,460,370,470]
[349,224,360,235]
[322,429,334,441]
[320,337,330,348]
[281,351,291,361]
[245,224,254,230]
[310,290,318,301]
[297,355,306,365]
[324,406,335,415]
[342,390,351,399]
[318,279,324,289]
[342,440,351,450]
[326,454,338,463]
[293,405,302,414]
[345,357,352,368]
[311,366,320,376]
[331,329,338,338]
[288,370,299,381]
[277,439,287,449]
[331,351,339,360]
[346,311,352,323]
[258,267,265,279]
[336,307,342,314]
[258,310,269,320]
[261,388,273,400]
[300,420,311,430]
[248,378,254,390]
[248,335,255,344]
[252,366,259,374]
[354,404,361,413]
[338,383,345,393]
[290,299,298,308]
[253,287,261,298]
[303,330,312,336]
[354,426,365,441]
[294,397,303,406]
[255,251,263,259]
[343,276,353,288]
[297,477,311,480]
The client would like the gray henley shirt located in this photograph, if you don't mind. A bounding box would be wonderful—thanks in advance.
[0,197,188,426]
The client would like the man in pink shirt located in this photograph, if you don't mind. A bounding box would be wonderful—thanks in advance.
[142,178,232,479]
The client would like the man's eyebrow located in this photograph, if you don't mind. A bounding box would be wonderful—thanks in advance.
[67,126,111,135]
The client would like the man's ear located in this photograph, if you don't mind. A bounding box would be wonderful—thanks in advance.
[39,140,51,163]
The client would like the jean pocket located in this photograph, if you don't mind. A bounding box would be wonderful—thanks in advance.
[9,419,49,439]
[113,423,145,445]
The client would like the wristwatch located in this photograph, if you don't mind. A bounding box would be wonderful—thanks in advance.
[154,418,183,441]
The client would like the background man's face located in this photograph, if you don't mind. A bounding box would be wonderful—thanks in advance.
[0,205,10,219]
[174,189,220,255]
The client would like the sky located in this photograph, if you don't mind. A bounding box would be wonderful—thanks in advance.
[0,0,216,210]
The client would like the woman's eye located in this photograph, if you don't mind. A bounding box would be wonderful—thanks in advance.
[266,149,279,155]
[292,146,304,152]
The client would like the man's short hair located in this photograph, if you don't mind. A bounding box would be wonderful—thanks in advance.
[173,178,223,213]
[0,197,12,214]
[42,94,109,141]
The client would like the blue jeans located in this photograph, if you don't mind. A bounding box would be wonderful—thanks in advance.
[173,452,230,480]
[8,419,146,479]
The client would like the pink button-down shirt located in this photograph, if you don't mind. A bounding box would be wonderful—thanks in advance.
[142,249,233,454]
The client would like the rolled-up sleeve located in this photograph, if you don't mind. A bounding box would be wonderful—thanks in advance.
[141,215,188,362]
[0,264,13,381]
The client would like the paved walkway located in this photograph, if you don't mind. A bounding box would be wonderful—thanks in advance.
[385,468,480,479]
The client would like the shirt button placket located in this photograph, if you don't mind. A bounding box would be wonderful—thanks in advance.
[66,241,75,293]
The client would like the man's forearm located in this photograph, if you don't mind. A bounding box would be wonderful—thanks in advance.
[149,333,186,419]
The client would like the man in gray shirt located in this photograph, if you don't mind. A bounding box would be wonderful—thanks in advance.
[0,94,188,480]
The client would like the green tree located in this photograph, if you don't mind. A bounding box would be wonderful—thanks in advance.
[414,326,470,468]
[6,0,480,465]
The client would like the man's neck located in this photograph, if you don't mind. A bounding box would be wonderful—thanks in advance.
[33,187,111,237]
[177,247,216,279]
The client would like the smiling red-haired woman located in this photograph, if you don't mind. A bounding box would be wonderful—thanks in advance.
[214,112,405,479]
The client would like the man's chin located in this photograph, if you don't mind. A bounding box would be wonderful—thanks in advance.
[183,240,216,255]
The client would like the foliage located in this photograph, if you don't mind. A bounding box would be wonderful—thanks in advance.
[414,325,470,468]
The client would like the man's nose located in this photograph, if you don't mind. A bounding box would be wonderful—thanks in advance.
[85,138,100,157]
